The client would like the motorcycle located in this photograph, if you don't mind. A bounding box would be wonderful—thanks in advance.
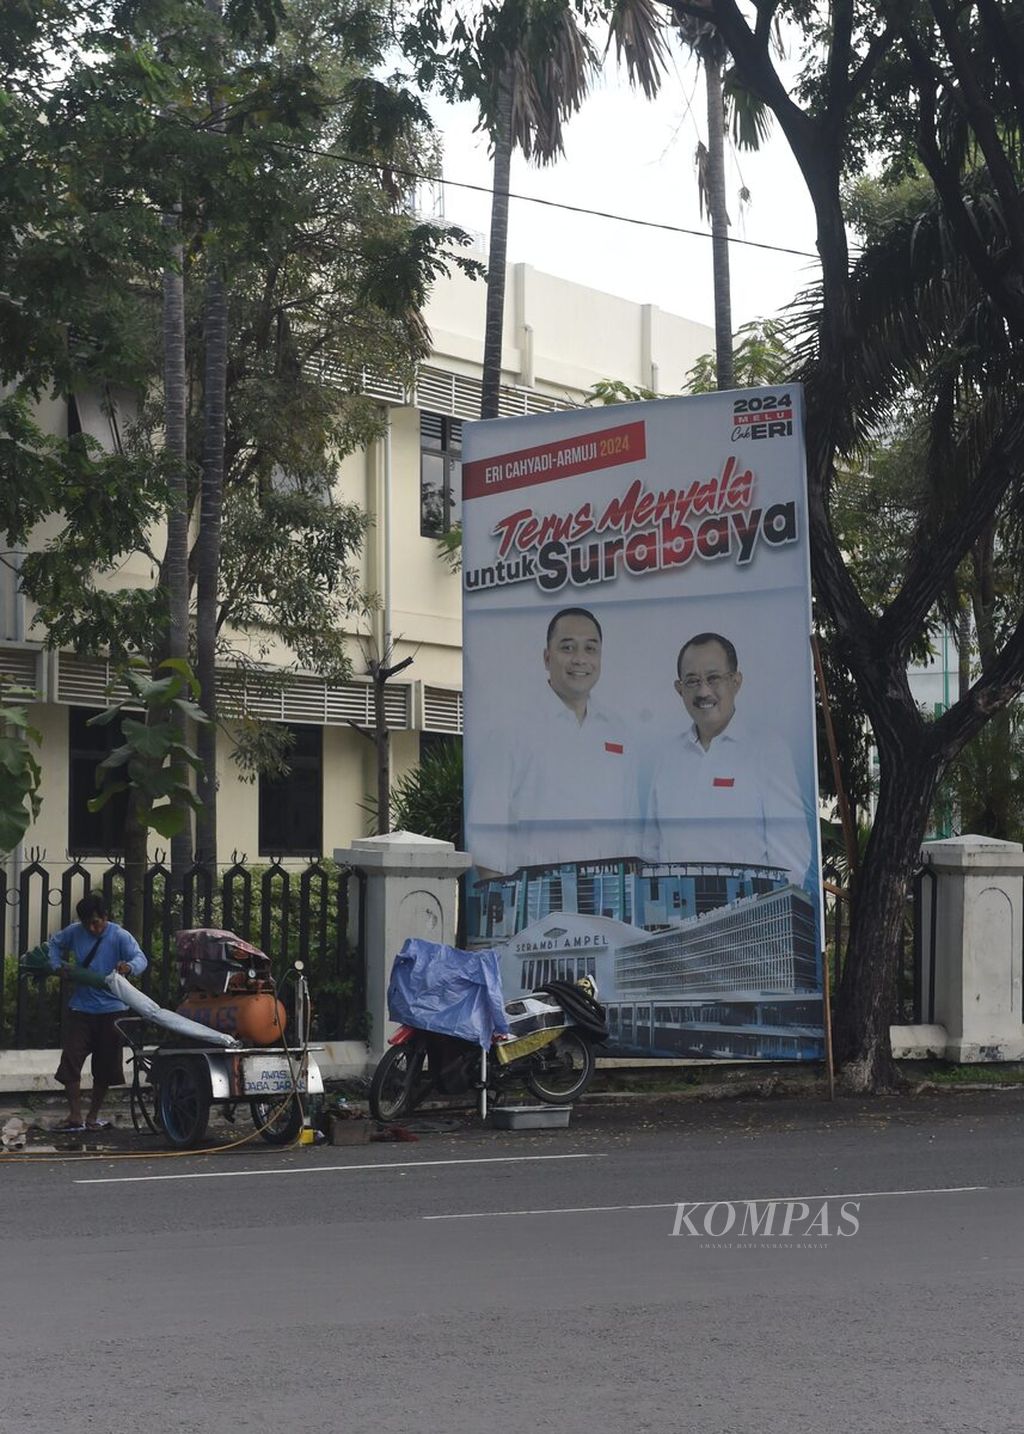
[369,977,607,1122]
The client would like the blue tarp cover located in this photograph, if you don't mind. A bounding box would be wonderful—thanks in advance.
[387,939,509,1048]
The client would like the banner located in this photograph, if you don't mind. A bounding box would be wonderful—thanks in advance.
[462,388,824,1061]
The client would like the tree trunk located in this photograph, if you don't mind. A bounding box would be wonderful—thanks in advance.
[195,266,227,867]
[705,55,734,391]
[122,798,149,938]
[480,77,514,420]
[956,602,971,702]
[161,207,193,897]
[195,0,227,870]
[834,735,940,1091]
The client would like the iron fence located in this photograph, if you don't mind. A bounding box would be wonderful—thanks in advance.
[2,852,366,1049]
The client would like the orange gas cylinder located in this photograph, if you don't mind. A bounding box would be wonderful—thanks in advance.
[176,990,287,1046]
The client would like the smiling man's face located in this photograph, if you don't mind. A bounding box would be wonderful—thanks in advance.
[545,613,602,710]
[675,639,741,745]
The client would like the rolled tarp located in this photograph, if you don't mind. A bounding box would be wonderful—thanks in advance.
[105,971,241,1048]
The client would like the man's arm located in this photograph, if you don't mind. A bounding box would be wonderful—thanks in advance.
[47,925,73,972]
[115,927,148,976]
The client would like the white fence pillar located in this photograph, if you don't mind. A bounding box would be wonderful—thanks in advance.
[917,834,1024,1062]
[334,831,472,1067]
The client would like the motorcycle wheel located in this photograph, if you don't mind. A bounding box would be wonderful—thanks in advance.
[525,1030,594,1104]
[369,1043,428,1122]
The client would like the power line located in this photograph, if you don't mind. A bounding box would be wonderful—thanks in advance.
[437,169,820,259]
[255,132,821,261]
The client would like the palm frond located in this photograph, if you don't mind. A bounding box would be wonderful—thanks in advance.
[724,66,771,150]
[604,0,669,100]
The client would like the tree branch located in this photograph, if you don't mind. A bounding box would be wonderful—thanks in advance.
[926,0,1024,268]
[889,8,1024,333]
[974,0,1024,132]
[931,610,1024,759]
[879,406,1024,654]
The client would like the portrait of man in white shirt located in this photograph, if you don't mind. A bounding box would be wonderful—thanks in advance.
[469,606,643,874]
[646,631,812,884]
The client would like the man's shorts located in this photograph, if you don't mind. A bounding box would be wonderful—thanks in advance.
[55,1010,126,1088]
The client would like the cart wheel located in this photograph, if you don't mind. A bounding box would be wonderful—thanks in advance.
[250,1095,303,1145]
[129,1055,162,1136]
[158,1058,211,1148]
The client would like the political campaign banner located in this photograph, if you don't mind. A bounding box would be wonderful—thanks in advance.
[462,388,824,1061]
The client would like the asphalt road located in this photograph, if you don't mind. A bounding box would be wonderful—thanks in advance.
[3,1089,1024,1434]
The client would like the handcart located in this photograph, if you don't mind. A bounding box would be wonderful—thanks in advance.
[117,929,324,1150]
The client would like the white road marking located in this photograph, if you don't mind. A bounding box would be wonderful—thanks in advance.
[423,1184,988,1220]
[74,1152,606,1186]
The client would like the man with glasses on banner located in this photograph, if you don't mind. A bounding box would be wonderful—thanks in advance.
[646,631,812,884]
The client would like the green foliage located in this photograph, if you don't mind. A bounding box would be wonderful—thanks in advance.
[934,708,1024,845]
[2,0,479,686]
[404,0,598,160]
[585,378,658,404]
[389,740,463,847]
[228,716,297,783]
[0,682,42,854]
[435,522,463,574]
[87,659,209,840]
[685,319,791,394]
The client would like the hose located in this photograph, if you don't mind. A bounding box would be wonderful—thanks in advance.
[535,981,610,1042]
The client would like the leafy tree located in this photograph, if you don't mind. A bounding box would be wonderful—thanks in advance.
[2,0,478,859]
[87,660,209,930]
[661,0,1024,1090]
[0,682,43,855]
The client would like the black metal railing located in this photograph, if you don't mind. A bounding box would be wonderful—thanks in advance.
[2,852,366,1049]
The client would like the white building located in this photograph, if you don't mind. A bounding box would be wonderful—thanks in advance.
[1,260,713,869]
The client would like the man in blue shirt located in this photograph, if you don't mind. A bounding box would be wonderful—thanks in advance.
[47,893,148,1131]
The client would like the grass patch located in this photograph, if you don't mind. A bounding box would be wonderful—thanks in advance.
[923,1063,1024,1086]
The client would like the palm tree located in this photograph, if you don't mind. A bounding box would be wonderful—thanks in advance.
[161,207,195,885]
[676,11,771,391]
[477,1,599,419]
[471,0,679,420]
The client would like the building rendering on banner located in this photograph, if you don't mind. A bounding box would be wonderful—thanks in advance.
[469,859,823,1061]
[0,261,713,875]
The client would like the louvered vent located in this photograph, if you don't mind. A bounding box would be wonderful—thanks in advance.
[312,358,407,404]
[414,365,575,420]
[416,366,481,419]
[0,647,42,693]
[219,671,410,729]
[55,654,136,707]
[421,685,463,734]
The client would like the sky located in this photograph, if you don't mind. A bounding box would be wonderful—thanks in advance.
[423,49,821,336]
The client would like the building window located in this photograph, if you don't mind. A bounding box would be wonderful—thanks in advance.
[69,706,129,855]
[259,724,323,856]
[419,731,461,763]
[420,412,462,536]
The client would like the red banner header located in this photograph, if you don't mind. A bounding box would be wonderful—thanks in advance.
[463,421,646,501]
